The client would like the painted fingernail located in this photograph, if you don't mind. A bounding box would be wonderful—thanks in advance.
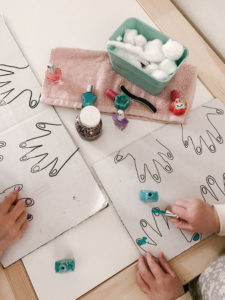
[25,198,34,207]
[15,185,20,191]
[12,200,18,206]
[27,214,33,221]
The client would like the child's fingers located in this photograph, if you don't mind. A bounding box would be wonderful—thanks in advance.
[9,200,25,220]
[1,191,18,213]
[18,198,34,207]
[136,271,150,294]
[170,218,180,225]
[174,220,194,232]
[158,252,175,276]
[169,205,187,220]
[138,255,154,283]
[16,211,28,228]
[14,221,28,244]
[174,199,190,207]
[145,252,164,278]
[170,218,194,231]
[20,220,28,236]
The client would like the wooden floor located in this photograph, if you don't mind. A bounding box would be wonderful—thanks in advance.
[1,0,225,299]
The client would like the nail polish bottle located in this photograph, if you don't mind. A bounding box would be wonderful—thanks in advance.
[81,85,97,108]
[112,109,129,130]
[106,89,130,110]
[170,90,187,115]
[75,106,102,141]
[46,63,62,82]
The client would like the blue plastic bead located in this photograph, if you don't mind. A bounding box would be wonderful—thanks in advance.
[55,259,75,273]
[139,190,158,202]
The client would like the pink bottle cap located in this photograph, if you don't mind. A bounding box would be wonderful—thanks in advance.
[106,89,117,100]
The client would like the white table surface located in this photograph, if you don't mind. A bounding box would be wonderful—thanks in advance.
[0,1,213,299]
[173,0,225,60]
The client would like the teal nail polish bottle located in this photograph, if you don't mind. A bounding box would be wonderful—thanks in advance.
[106,89,130,110]
[82,85,97,108]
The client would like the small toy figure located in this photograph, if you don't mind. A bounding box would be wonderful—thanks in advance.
[169,89,187,115]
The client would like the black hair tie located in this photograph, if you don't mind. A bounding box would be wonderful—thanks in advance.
[120,85,157,113]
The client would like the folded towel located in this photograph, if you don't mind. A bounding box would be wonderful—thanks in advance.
[41,48,197,124]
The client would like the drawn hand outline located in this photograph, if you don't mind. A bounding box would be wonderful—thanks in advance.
[181,105,224,155]
[19,121,79,177]
[136,208,201,253]
[0,184,34,221]
[114,139,174,184]
[0,140,6,162]
[0,64,40,108]
[200,173,225,204]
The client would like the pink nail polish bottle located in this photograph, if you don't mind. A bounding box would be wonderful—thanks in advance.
[46,63,62,82]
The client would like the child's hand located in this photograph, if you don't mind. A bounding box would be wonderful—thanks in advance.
[0,190,28,258]
[167,199,220,233]
[136,252,184,300]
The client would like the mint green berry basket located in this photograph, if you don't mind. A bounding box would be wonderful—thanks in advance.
[107,18,188,95]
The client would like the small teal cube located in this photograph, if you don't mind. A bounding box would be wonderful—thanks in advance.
[139,190,158,202]
[55,259,75,273]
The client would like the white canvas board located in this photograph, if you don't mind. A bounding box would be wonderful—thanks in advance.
[94,98,225,259]
[0,16,47,132]
[0,16,107,267]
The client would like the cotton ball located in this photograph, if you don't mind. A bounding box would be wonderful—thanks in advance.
[159,59,177,74]
[162,39,184,61]
[116,35,123,42]
[114,48,141,68]
[144,39,165,63]
[134,34,147,48]
[146,39,162,48]
[151,69,168,80]
[144,63,158,74]
[123,29,138,45]
[126,54,142,68]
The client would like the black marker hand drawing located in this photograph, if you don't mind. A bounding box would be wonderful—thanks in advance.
[201,173,225,204]
[0,140,6,162]
[136,208,201,253]
[0,64,40,108]
[0,184,34,221]
[19,121,79,177]
[114,139,174,183]
[181,105,224,155]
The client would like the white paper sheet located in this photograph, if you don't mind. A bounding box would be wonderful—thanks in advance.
[0,16,107,267]
[94,98,225,259]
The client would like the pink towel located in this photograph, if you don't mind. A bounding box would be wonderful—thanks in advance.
[41,48,197,124]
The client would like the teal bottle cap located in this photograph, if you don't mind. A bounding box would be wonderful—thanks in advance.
[82,85,97,108]
[114,93,130,110]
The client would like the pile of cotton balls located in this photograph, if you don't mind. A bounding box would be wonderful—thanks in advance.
[107,29,184,81]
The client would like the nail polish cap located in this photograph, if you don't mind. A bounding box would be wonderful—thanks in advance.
[80,106,101,128]
[170,90,180,101]
[106,89,117,100]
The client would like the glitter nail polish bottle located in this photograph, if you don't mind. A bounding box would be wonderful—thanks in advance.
[75,106,102,141]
